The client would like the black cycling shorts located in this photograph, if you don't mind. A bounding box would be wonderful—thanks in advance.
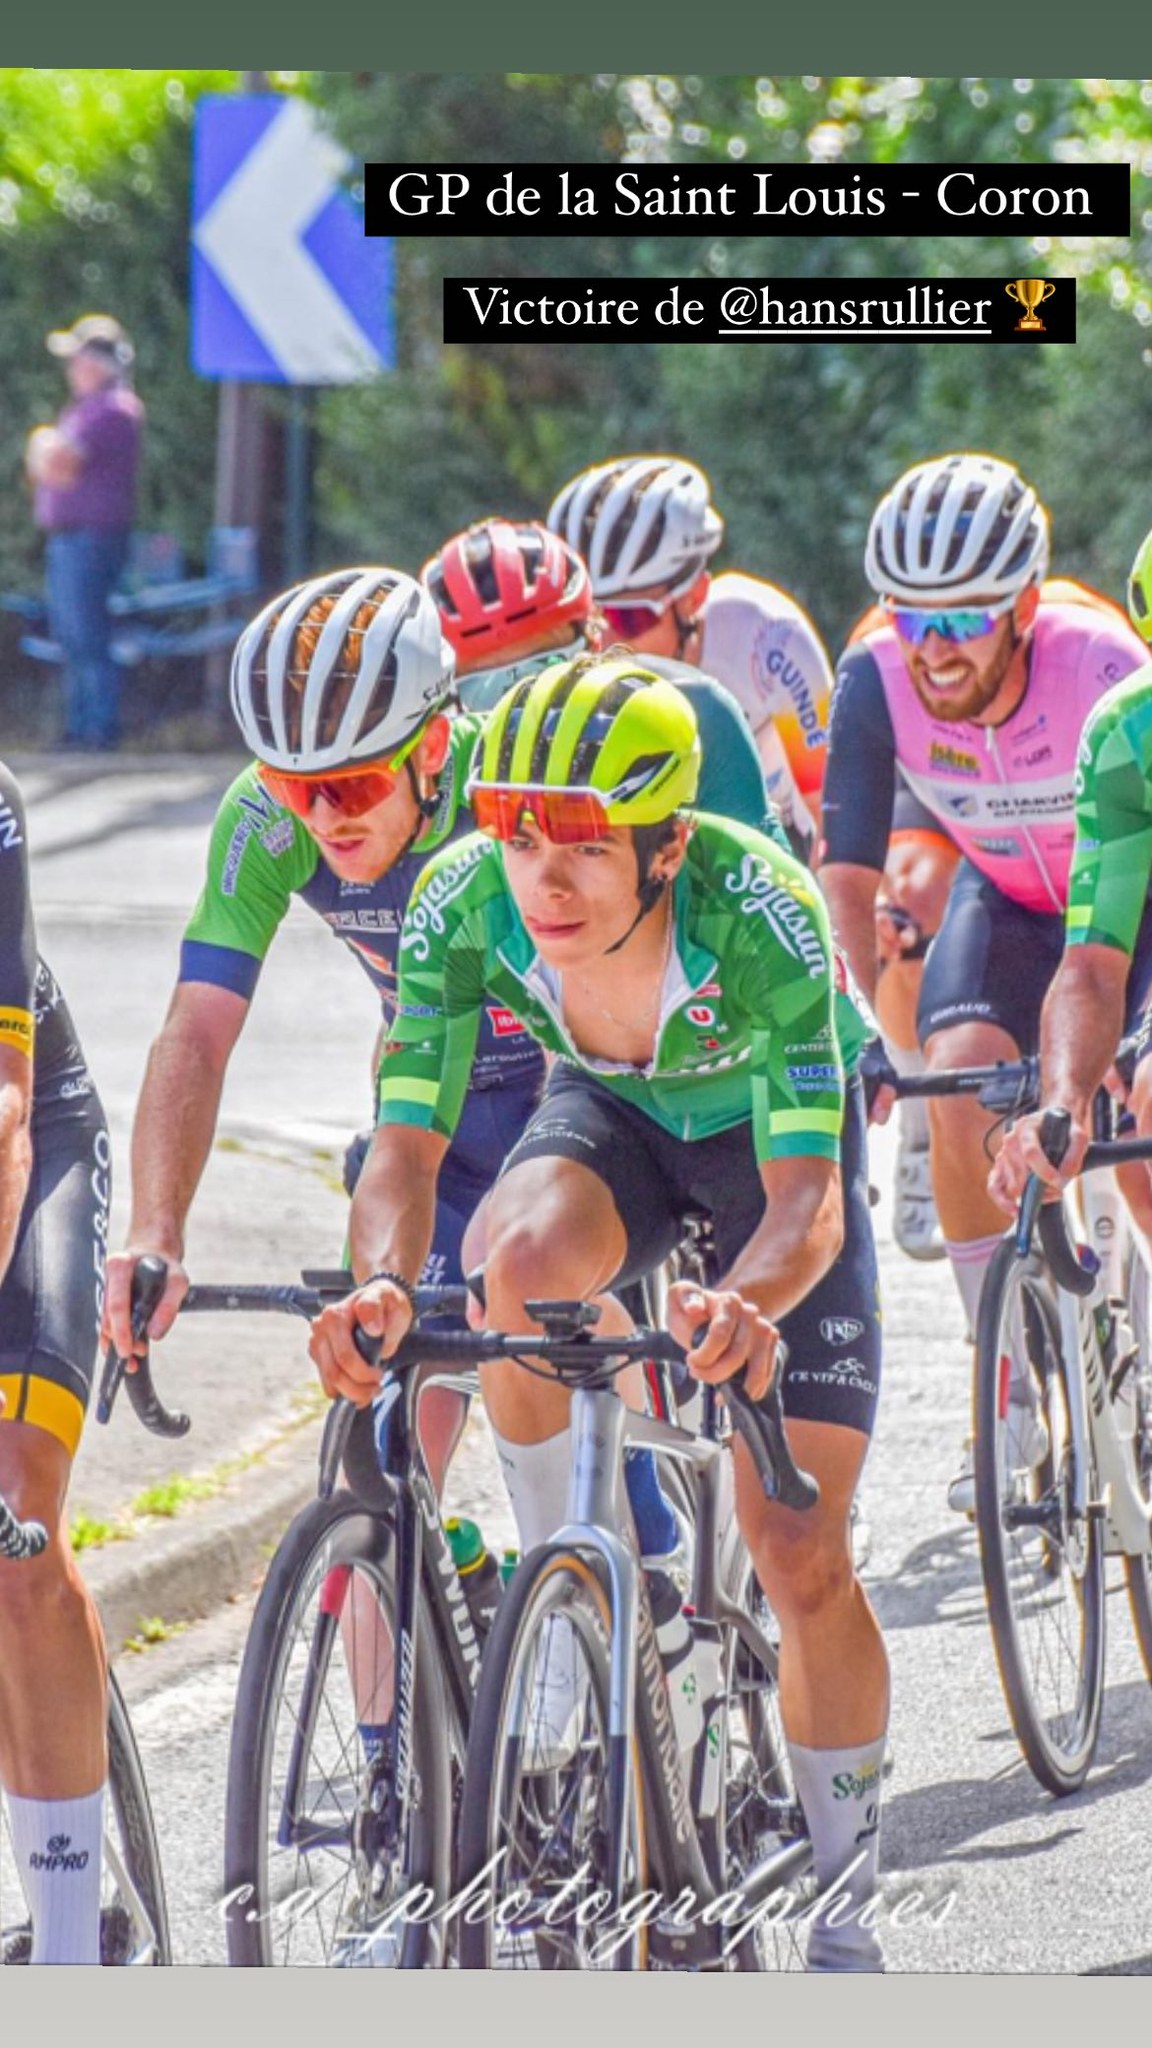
[0,1058,111,1457]
[498,1067,881,1438]
[918,859,1152,1053]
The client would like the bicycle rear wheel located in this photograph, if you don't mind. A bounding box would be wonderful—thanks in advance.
[1,1670,170,1965]
[973,1240,1105,1795]
[457,1544,647,1970]
[224,1491,452,1966]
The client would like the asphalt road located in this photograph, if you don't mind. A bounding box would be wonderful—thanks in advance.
[11,756,1152,1972]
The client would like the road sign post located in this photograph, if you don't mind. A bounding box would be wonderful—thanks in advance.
[192,87,394,716]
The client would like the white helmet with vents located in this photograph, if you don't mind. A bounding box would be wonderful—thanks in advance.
[230,567,455,771]
[865,453,1050,607]
[547,456,723,603]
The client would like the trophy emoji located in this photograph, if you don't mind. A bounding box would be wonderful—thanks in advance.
[1007,279,1056,332]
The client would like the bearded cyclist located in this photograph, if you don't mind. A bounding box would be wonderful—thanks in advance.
[819,452,1147,1511]
[0,765,112,1964]
[311,656,891,1972]
[991,523,1152,1240]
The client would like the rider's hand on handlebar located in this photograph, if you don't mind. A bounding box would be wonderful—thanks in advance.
[308,1279,415,1407]
[987,1107,1090,1215]
[102,1248,189,1364]
[665,1280,780,1403]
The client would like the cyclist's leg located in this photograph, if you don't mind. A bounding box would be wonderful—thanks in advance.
[478,1071,683,1549]
[0,1073,111,1964]
[363,1079,543,1495]
[705,1079,888,1968]
[877,799,959,1260]
[918,860,1064,1340]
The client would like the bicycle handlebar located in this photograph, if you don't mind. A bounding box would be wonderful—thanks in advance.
[0,1495,48,1561]
[1016,1109,1100,1297]
[349,1310,819,1514]
[99,1259,819,1513]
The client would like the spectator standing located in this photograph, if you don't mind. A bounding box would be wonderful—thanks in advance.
[24,315,145,751]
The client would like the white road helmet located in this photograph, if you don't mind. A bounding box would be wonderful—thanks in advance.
[865,453,1050,607]
[547,456,724,603]
[231,567,456,771]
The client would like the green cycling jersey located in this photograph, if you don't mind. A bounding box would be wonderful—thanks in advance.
[379,813,872,1164]
[1066,662,1152,955]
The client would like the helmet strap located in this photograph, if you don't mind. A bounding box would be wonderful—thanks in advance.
[395,755,443,860]
[672,603,701,660]
[603,866,667,956]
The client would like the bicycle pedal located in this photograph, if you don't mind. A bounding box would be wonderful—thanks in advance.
[1,1923,31,1965]
[100,1904,135,1966]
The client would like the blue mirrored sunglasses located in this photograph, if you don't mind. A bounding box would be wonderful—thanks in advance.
[886,595,1016,646]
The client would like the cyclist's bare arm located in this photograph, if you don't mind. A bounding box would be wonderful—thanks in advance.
[819,861,884,1006]
[309,1124,450,1405]
[103,979,249,1355]
[0,1044,33,1286]
[990,943,1129,1209]
[667,1152,844,1396]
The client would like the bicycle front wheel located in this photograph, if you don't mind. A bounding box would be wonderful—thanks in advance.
[974,1240,1105,1795]
[457,1545,648,1970]
[224,1491,452,1967]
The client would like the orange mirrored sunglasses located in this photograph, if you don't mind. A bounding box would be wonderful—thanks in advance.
[257,736,420,821]
[468,783,613,844]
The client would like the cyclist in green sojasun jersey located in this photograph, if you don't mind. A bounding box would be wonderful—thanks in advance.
[992,526,1152,1219]
[311,655,891,1973]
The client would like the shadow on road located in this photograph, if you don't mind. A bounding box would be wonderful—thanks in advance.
[868,1522,987,1631]
[883,1674,1152,1875]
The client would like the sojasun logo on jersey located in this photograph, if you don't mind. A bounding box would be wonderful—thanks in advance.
[724,853,827,979]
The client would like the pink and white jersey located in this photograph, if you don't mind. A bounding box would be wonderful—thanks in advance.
[825,602,1147,914]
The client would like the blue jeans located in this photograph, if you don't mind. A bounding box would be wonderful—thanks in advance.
[45,528,130,747]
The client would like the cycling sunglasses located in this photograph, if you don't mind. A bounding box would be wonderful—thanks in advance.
[885,593,1017,645]
[600,600,667,639]
[257,729,423,821]
[468,781,613,844]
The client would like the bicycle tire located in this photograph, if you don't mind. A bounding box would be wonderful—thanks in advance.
[714,1558,812,1972]
[224,1490,452,1967]
[1,1670,171,1966]
[1119,1241,1152,1681]
[457,1544,648,1970]
[973,1239,1105,1795]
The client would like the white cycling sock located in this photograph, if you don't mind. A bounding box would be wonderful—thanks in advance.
[7,1786,105,1964]
[492,1428,573,1552]
[887,1044,930,1151]
[787,1737,886,1972]
[944,1233,1002,1343]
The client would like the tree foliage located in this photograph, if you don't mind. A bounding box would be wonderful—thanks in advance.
[2,70,1151,705]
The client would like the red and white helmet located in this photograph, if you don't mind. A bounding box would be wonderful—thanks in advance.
[865,453,1050,607]
[547,456,723,603]
[231,567,455,772]
[423,520,591,665]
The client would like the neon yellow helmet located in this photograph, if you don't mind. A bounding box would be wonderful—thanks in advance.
[1127,528,1152,644]
[470,652,701,826]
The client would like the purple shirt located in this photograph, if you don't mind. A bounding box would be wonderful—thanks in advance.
[35,386,144,532]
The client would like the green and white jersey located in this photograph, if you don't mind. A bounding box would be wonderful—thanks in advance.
[379,814,872,1165]
[1067,662,1152,955]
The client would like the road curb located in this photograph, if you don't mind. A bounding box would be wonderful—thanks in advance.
[85,1417,326,1654]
